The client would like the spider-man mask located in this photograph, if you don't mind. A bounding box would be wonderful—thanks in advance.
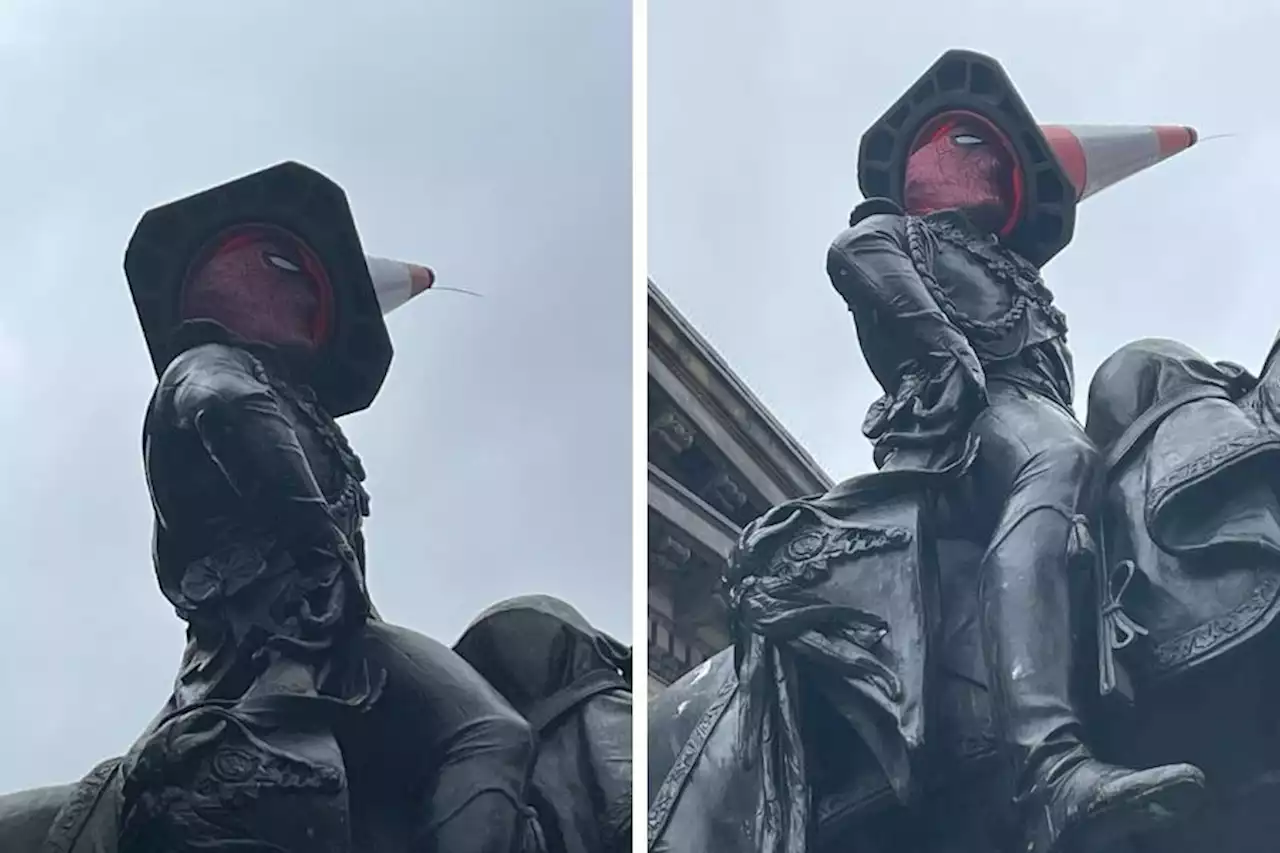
[904,111,1024,235]
[181,225,334,352]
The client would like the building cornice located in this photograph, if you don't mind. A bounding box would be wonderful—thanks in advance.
[648,280,832,506]
[648,279,833,688]
[647,463,739,562]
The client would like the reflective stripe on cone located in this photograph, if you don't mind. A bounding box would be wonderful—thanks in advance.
[1040,124,1198,201]
[366,255,436,315]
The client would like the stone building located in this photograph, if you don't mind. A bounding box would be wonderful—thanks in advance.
[647,281,831,696]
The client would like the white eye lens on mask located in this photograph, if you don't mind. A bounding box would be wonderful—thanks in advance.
[264,252,302,273]
[952,133,984,146]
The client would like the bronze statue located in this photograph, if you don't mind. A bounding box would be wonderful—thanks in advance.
[105,162,538,853]
[824,50,1203,853]
[647,50,1250,853]
[3,599,630,853]
[0,162,634,853]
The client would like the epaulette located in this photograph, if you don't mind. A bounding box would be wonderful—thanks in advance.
[848,197,905,227]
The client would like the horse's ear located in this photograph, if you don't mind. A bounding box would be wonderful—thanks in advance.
[594,634,632,685]
[1214,360,1260,398]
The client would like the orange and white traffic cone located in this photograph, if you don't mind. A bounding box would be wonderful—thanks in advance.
[365,255,436,315]
[1040,124,1198,201]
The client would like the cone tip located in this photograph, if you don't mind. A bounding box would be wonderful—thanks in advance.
[407,263,435,296]
[1152,125,1198,157]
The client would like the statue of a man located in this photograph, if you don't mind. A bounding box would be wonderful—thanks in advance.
[117,162,537,853]
[826,50,1204,853]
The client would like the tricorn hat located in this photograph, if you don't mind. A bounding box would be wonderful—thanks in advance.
[125,161,435,417]
[857,49,1197,266]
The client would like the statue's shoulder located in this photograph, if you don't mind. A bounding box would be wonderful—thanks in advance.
[832,198,909,252]
[162,342,261,385]
[849,197,906,227]
[156,343,269,421]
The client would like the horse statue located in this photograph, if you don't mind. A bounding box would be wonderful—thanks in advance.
[648,332,1280,853]
[0,595,633,853]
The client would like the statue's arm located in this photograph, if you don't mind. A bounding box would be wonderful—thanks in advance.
[161,344,334,536]
[827,210,984,390]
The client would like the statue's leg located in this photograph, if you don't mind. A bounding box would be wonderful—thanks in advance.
[971,382,1204,853]
[339,620,538,853]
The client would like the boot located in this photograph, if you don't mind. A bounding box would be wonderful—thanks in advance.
[1020,746,1204,853]
[980,510,1205,853]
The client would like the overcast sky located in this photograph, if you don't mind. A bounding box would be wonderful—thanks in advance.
[651,2,1278,485]
[0,0,630,791]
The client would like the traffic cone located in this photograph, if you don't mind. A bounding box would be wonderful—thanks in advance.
[1040,124,1198,201]
[366,255,436,315]
[125,161,438,416]
[858,49,1201,266]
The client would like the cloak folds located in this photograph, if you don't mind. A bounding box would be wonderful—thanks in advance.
[1086,337,1280,683]
[648,453,970,853]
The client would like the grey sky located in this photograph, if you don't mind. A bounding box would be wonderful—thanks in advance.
[0,0,630,790]
[651,2,1278,485]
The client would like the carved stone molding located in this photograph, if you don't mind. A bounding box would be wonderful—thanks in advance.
[702,471,748,517]
[647,466,739,562]
[648,282,831,504]
[648,643,691,686]
[649,529,694,576]
[650,408,696,455]
[648,281,832,692]
[648,607,717,685]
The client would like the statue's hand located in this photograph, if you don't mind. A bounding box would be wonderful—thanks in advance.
[287,521,371,625]
[913,354,986,438]
[916,320,987,404]
[864,349,988,455]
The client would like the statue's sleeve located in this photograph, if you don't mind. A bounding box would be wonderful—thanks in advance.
[827,213,977,367]
[162,344,334,536]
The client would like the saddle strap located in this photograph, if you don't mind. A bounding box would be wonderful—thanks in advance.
[525,669,629,734]
[646,674,737,851]
[1102,385,1231,480]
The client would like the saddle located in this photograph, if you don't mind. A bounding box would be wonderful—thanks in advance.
[649,461,1011,853]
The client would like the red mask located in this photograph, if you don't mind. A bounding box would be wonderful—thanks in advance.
[181,227,333,351]
[904,111,1023,234]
